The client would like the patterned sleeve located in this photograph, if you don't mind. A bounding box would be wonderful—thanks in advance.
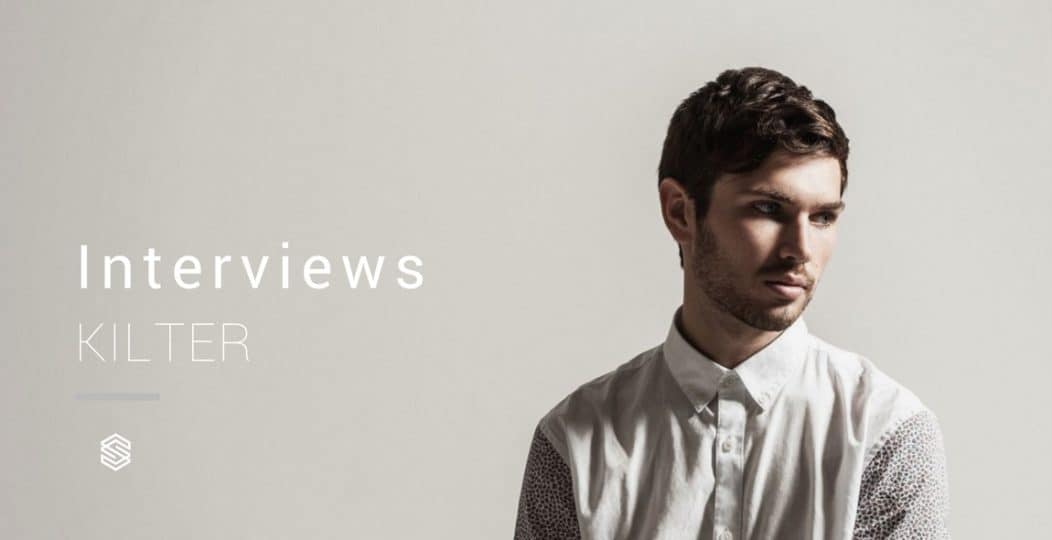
[514,424,581,540]
[852,408,952,539]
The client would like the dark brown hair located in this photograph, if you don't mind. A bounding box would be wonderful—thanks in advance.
[658,67,850,266]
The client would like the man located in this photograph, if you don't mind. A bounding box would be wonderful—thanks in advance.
[514,67,951,539]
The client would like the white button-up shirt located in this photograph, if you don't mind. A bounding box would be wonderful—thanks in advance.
[515,307,950,539]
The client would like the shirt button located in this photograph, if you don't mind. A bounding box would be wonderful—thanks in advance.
[718,529,733,540]
[721,438,734,453]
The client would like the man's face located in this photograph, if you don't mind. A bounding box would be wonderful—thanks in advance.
[688,151,845,331]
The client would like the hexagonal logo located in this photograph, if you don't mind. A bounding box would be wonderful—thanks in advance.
[100,433,131,471]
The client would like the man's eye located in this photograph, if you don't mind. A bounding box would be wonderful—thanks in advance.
[753,202,780,215]
[814,213,838,226]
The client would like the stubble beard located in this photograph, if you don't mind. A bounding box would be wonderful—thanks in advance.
[690,222,812,332]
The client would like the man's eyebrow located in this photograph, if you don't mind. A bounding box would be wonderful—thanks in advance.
[742,187,846,212]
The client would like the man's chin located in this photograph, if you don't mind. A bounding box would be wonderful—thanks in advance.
[738,302,803,332]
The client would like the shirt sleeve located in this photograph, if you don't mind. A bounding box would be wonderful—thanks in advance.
[514,423,582,540]
[852,408,952,539]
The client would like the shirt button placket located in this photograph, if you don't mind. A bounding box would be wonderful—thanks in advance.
[713,373,746,540]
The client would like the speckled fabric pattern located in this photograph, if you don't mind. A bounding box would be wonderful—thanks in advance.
[514,425,581,540]
[852,408,951,539]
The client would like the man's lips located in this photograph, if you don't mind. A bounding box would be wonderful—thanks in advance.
[764,282,806,300]
[763,277,809,300]
[765,275,810,288]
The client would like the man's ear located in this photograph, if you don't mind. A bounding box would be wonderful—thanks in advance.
[659,177,694,247]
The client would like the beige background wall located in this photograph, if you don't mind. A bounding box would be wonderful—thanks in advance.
[2,1,1049,538]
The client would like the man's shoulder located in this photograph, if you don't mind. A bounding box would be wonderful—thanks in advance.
[808,333,924,405]
[535,344,665,459]
[807,333,936,458]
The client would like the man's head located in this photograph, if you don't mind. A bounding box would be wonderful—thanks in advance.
[658,67,849,331]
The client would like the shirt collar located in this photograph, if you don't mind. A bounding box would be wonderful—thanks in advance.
[661,306,811,415]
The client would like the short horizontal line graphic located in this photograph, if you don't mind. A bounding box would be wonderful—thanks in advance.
[76,392,160,401]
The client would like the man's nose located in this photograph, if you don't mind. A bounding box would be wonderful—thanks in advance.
[778,216,813,264]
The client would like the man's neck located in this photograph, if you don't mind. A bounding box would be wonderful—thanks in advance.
[678,296,782,370]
